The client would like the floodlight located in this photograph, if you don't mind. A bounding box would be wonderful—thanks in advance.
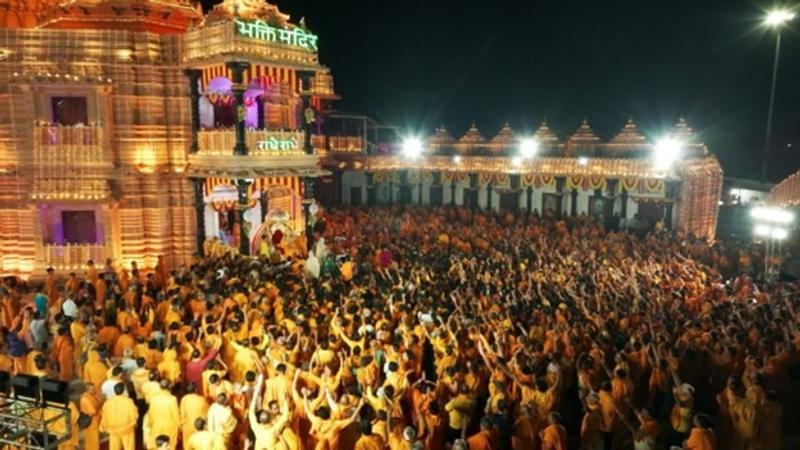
[654,137,683,170]
[771,227,789,240]
[519,138,539,159]
[751,206,794,224]
[453,155,462,164]
[401,137,423,159]
[754,224,771,237]
[577,157,589,166]
[511,156,522,167]
[765,9,795,27]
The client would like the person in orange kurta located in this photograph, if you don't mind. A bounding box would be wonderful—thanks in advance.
[84,351,109,400]
[80,383,102,450]
[683,414,716,450]
[354,419,384,450]
[95,273,107,310]
[100,383,139,450]
[51,326,74,382]
[146,380,181,450]
[467,417,496,450]
[180,382,210,445]
[539,412,567,450]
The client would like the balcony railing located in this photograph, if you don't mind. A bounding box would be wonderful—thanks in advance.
[328,136,364,152]
[41,243,107,271]
[197,129,307,156]
[33,124,106,166]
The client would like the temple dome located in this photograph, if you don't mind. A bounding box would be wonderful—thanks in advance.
[533,119,560,151]
[456,122,487,154]
[38,0,203,33]
[429,125,455,149]
[206,0,290,24]
[490,122,515,153]
[606,117,648,154]
[565,119,601,155]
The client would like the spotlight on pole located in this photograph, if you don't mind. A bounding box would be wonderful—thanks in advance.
[654,136,683,170]
[519,138,539,159]
[401,137,424,159]
[765,9,795,27]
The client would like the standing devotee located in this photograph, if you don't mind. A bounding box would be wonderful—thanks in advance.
[100,383,139,450]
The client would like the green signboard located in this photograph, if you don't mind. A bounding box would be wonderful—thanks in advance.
[234,19,319,52]
[256,135,300,152]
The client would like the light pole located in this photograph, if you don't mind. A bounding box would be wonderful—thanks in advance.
[760,9,795,183]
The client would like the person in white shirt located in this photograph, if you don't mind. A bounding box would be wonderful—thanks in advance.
[61,296,78,319]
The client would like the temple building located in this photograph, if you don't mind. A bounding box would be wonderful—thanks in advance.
[770,170,800,206]
[0,0,725,277]
[0,0,339,276]
[320,117,724,239]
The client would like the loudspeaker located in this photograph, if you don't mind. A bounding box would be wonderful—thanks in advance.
[0,371,10,396]
[40,378,69,406]
[11,374,40,401]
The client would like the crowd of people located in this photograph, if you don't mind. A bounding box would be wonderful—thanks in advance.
[0,206,797,450]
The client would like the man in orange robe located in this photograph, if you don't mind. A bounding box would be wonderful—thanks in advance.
[683,414,716,450]
[181,382,210,445]
[100,383,139,450]
[539,412,567,450]
[52,326,74,382]
[83,351,108,400]
[146,380,181,450]
[467,417,496,450]
[80,383,101,450]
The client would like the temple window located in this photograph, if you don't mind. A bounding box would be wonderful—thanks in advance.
[51,96,88,126]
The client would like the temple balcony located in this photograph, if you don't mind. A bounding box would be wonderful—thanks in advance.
[30,123,113,201]
[197,129,306,156]
[37,243,109,272]
[33,123,113,170]
[188,129,325,177]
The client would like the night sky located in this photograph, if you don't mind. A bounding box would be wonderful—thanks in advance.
[210,0,800,182]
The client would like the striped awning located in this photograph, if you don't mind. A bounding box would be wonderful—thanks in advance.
[201,63,300,93]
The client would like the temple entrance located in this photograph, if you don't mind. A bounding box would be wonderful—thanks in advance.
[499,191,520,211]
[463,188,479,209]
[637,201,665,229]
[429,185,443,206]
[350,187,362,206]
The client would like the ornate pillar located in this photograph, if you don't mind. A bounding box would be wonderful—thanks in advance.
[570,189,578,216]
[235,179,252,255]
[297,70,316,155]
[366,173,375,206]
[418,181,423,205]
[184,69,202,154]
[664,181,679,229]
[486,182,493,210]
[555,177,565,218]
[302,177,316,252]
[450,180,456,206]
[257,97,266,130]
[226,61,251,156]
[335,171,344,205]
[620,185,629,219]
[526,186,533,211]
[191,178,206,255]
